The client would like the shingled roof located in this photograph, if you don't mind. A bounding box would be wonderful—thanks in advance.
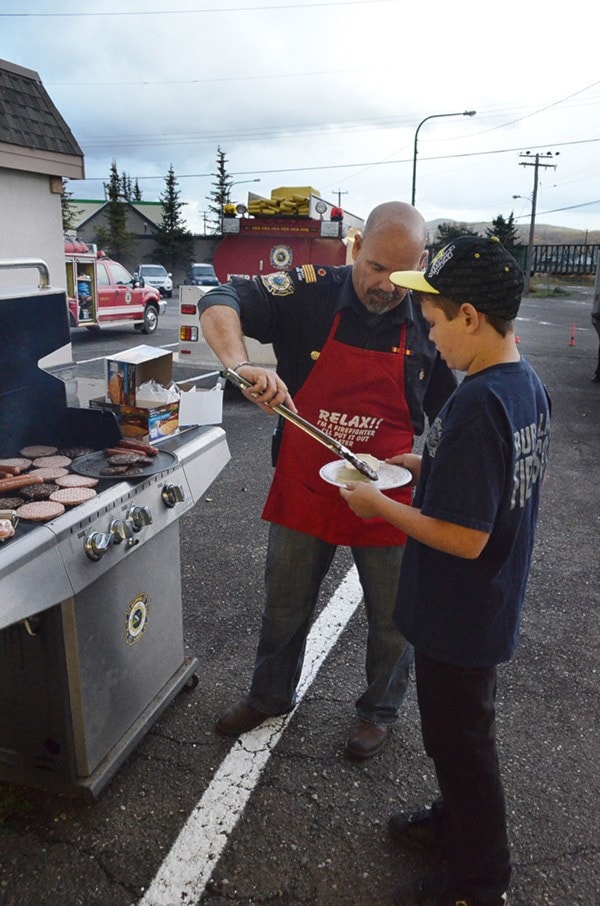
[0,57,84,178]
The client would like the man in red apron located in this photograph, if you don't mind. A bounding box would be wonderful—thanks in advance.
[199,202,457,758]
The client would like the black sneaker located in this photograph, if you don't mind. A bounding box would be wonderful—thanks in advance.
[393,875,509,905]
[388,805,439,853]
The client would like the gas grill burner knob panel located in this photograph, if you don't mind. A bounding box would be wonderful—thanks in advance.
[84,530,113,561]
[161,483,185,508]
[126,504,153,533]
[109,517,136,547]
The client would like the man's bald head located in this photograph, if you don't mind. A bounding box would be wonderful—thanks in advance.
[362,202,427,248]
[352,202,428,314]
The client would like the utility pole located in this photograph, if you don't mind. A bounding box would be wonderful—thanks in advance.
[333,190,348,208]
[518,151,559,293]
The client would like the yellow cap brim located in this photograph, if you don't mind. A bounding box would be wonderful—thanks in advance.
[389,270,439,294]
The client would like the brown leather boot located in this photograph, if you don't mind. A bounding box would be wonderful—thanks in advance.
[215,700,273,736]
[345,719,390,759]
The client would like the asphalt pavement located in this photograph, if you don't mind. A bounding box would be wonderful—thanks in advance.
[0,288,598,905]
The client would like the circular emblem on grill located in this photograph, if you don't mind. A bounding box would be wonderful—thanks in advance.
[270,245,293,269]
[125,594,149,645]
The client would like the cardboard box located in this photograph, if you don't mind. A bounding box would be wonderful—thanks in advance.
[90,398,179,443]
[105,345,172,407]
[100,348,222,438]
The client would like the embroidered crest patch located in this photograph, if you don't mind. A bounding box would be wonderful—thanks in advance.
[261,272,295,295]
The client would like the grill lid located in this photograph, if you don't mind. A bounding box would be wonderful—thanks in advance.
[0,287,121,457]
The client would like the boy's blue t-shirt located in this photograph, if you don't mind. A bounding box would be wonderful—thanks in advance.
[394,357,551,667]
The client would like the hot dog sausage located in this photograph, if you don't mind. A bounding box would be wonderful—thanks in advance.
[118,438,158,456]
[0,475,44,493]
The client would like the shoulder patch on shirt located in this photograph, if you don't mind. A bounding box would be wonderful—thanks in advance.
[297,264,318,283]
[260,272,295,296]
[295,264,337,284]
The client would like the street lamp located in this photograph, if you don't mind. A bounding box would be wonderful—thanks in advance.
[411,110,476,206]
[226,178,260,202]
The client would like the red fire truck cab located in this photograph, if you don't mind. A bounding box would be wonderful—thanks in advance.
[65,239,166,334]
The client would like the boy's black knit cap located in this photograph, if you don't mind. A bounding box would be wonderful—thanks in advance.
[390,235,525,320]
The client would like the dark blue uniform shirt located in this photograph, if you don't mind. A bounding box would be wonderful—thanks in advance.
[198,264,457,436]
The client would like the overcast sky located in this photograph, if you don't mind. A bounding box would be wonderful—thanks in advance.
[2,0,599,236]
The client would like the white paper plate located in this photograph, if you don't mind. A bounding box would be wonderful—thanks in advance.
[319,459,412,490]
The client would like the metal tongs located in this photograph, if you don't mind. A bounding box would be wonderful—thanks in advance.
[222,368,378,481]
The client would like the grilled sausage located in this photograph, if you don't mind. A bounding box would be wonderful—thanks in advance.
[0,474,44,493]
[118,438,158,456]
[104,448,143,459]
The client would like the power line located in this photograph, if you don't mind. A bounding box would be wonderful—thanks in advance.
[519,199,600,218]
[78,136,600,181]
[47,65,374,88]
[0,0,397,18]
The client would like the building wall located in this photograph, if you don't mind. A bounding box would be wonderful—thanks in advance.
[0,168,65,290]
[0,168,71,367]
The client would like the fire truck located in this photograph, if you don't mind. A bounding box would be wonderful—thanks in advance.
[64,238,165,333]
[178,188,364,367]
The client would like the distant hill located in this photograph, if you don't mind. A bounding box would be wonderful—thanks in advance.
[426,219,600,245]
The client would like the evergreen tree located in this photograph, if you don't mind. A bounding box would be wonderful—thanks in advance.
[133,179,143,202]
[152,164,194,273]
[95,160,137,258]
[429,221,479,251]
[60,178,82,232]
[486,213,522,254]
[434,221,480,250]
[121,171,134,201]
[206,146,233,233]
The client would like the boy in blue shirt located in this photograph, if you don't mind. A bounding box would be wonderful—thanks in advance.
[341,236,551,906]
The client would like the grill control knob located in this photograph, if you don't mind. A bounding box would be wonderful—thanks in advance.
[84,531,112,561]
[126,504,153,532]
[161,483,185,508]
[109,517,135,545]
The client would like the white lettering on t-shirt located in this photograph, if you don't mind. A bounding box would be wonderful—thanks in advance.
[511,410,550,510]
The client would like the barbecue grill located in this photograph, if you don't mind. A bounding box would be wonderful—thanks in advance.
[0,261,230,797]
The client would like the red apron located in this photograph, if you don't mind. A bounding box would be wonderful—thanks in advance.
[262,312,413,546]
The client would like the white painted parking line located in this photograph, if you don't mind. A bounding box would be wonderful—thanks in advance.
[139,565,363,906]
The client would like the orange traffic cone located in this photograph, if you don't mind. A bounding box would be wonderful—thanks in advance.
[569,323,576,346]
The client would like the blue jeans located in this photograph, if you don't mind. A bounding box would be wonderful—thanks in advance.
[247,523,412,726]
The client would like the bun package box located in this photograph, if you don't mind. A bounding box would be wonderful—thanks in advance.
[92,345,223,442]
